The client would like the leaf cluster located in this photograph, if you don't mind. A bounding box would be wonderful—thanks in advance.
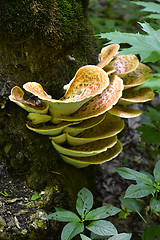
[45,188,132,240]
[117,160,160,214]
[137,106,160,147]
[117,161,160,239]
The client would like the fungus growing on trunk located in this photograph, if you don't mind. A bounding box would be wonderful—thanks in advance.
[9,44,154,168]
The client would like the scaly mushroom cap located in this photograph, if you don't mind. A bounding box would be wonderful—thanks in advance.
[51,135,117,157]
[23,66,110,120]
[60,140,122,168]
[63,114,105,136]
[119,87,154,105]
[122,63,152,89]
[66,113,124,146]
[26,121,79,136]
[9,86,49,113]
[97,44,120,68]
[109,105,142,118]
[54,75,124,122]
[108,55,139,77]
[62,65,110,100]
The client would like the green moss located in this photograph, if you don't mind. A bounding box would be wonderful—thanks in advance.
[0,0,58,38]
[56,0,85,40]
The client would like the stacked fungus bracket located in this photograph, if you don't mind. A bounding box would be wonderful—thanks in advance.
[9,44,154,168]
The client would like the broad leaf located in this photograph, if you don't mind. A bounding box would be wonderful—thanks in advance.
[61,222,84,240]
[76,188,93,218]
[80,234,92,240]
[150,197,160,213]
[116,167,153,185]
[45,210,80,222]
[137,125,160,147]
[90,232,108,239]
[139,74,160,95]
[119,197,142,213]
[125,184,155,198]
[153,160,160,183]
[86,220,117,236]
[142,227,157,240]
[85,206,120,221]
[108,233,132,240]
[99,22,160,62]
[133,1,160,14]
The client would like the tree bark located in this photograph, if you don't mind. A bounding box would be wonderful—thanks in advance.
[0,1,98,239]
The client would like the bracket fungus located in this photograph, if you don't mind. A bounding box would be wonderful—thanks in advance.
[9,44,154,168]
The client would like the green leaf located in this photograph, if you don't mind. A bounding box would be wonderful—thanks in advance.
[142,227,156,240]
[86,220,117,236]
[108,233,132,240]
[133,1,160,14]
[99,22,160,62]
[76,188,93,218]
[153,160,160,182]
[125,184,155,198]
[137,125,160,147]
[139,73,160,95]
[80,234,92,240]
[145,107,160,123]
[45,210,80,222]
[85,206,120,221]
[61,222,84,240]
[90,232,108,239]
[150,197,160,213]
[31,193,42,201]
[119,197,142,213]
[116,167,153,185]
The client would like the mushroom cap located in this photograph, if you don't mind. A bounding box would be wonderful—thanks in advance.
[51,135,117,157]
[27,113,52,124]
[109,104,142,118]
[54,75,124,122]
[26,121,79,136]
[119,87,154,104]
[122,63,151,89]
[63,114,105,136]
[66,113,124,146]
[60,140,122,168]
[23,66,110,119]
[62,65,110,100]
[97,44,120,68]
[109,55,139,77]
[9,86,49,113]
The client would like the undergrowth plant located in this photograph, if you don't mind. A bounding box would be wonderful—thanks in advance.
[45,188,132,240]
[116,160,160,240]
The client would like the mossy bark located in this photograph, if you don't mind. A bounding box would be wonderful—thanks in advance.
[0,1,98,239]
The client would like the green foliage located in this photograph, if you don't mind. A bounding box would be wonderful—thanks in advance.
[31,192,43,201]
[99,22,160,63]
[0,190,13,198]
[137,106,160,147]
[142,226,160,240]
[117,161,160,237]
[117,161,160,199]
[98,1,160,63]
[45,187,131,240]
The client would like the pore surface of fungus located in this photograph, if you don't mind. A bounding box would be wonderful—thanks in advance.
[9,44,154,168]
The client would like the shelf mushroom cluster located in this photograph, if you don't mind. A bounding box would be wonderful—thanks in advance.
[9,44,154,168]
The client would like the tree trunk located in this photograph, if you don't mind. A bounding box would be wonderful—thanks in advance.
[0,1,98,239]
